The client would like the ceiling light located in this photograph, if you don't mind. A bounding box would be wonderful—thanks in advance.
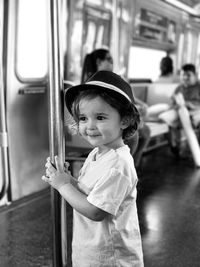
[164,0,199,16]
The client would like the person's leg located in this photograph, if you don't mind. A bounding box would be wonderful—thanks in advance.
[158,108,181,157]
[190,110,200,128]
[168,124,181,157]
[190,110,200,142]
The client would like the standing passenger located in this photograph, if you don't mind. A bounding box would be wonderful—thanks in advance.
[42,71,144,267]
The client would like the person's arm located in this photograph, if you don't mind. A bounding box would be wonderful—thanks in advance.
[171,85,182,108]
[59,183,107,221]
[42,156,108,221]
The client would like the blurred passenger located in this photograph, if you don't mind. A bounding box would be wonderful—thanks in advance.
[155,55,179,83]
[131,99,150,168]
[43,71,144,266]
[81,48,113,83]
[159,63,200,155]
[81,48,150,167]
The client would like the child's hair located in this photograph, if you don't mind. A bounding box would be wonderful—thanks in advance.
[81,48,110,83]
[71,87,140,140]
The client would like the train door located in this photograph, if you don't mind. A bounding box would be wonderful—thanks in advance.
[0,0,49,206]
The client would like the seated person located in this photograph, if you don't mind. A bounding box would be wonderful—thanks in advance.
[81,48,113,83]
[158,63,200,155]
[155,55,179,83]
[130,98,150,168]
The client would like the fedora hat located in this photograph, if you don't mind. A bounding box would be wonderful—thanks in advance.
[65,70,135,114]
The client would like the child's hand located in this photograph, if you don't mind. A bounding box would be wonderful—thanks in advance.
[42,156,71,191]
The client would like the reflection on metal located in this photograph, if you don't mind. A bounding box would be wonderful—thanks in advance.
[48,0,66,266]
[0,0,10,201]
[18,87,46,95]
[0,132,8,147]
[5,0,49,203]
[0,85,10,200]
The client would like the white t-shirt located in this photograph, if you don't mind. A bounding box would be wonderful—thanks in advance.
[72,145,144,267]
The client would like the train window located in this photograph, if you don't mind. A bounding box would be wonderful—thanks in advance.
[117,0,134,78]
[177,33,184,71]
[128,46,166,81]
[197,34,200,79]
[66,2,112,84]
[16,0,48,80]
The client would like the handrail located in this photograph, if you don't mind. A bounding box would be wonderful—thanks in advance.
[0,132,9,200]
[47,0,66,266]
[0,0,10,201]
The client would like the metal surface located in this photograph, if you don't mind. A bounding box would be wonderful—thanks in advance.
[0,0,10,202]
[5,0,49,202]
[48,0,66,266]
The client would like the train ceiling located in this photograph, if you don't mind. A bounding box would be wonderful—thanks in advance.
[162,0,200,16]
[179,0,200,7]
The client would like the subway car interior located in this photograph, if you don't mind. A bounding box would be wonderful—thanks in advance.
[1,0,200,266]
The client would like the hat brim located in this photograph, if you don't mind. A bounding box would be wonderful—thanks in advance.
[65,83,134,114]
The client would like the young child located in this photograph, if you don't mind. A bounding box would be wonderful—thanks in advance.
[42,71,144,267]
[81,48,150,168]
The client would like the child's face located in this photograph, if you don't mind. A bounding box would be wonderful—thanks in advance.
[77,96,127,150]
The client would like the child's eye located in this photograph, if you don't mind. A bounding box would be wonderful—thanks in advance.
[79,116,87,121]
[97,115,106,120]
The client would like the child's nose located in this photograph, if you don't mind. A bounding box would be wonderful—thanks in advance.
[87,119,96,129]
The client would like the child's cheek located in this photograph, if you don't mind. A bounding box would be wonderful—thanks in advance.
[78,124,86,136]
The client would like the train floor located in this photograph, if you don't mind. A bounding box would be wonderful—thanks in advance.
[0,146,200,267]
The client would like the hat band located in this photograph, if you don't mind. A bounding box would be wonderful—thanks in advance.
[85,81,131,102]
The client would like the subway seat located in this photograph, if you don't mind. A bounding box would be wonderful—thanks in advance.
[132,83,179,150]
[146,121,169,138]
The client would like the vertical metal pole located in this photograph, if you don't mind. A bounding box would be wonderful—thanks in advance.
[47,0,65,266]
[0,58,9,201]
[0,0,10,202]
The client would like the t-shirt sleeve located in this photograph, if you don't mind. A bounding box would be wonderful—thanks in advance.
[87,168,134,216]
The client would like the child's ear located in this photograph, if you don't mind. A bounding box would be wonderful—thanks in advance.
[121,117,130,129]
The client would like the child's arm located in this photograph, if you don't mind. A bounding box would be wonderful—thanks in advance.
[59,183,107,221]
[42,156,108,221]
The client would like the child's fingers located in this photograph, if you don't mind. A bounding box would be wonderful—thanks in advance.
[46,157,51,163]
[46,156,57,170]
[45,161,55,171]
[42,175,50,183]
[45,168,53,178]
[64,162,70,171]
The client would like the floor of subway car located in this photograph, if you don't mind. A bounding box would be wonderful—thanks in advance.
[0,189,52,267]
[0,147,200,267]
